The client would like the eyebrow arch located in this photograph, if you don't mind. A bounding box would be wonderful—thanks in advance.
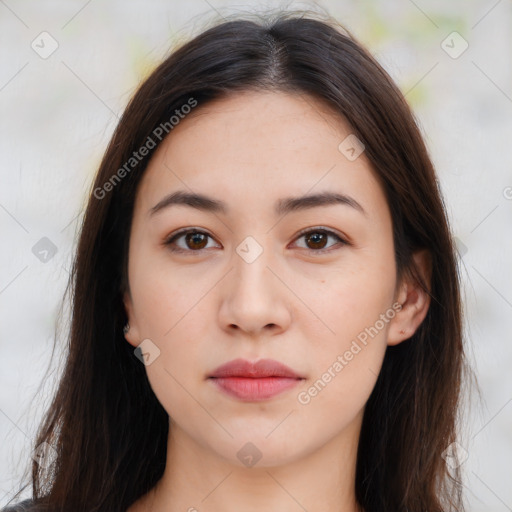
[149,190,366,217]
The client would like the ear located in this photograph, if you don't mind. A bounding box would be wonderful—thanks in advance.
[387,249,432,346]
[123,289,141,348]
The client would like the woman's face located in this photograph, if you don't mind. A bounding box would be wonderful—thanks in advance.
[124,90,407,467]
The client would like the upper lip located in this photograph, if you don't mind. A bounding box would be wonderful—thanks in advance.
[209,358,304,379]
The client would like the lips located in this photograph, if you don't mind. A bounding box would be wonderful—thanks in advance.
[208,358,304,379]
[208,358,305,401]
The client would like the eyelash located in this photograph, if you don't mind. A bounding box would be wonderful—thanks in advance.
[163,227,349,255]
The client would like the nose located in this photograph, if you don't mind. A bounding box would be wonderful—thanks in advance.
[218,244,292,338]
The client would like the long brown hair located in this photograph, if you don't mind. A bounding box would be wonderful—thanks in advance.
[7,9,468,512]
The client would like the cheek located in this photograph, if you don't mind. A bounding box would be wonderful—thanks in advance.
[145,357,200,413]
[293,283,392,439]
[140,306,208,429]
[314,254,396,347]
[296,251,395,409]
[130,257,212,403]
[129,250,205,337]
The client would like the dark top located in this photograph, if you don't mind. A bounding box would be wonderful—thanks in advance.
[1,499,127,511]
[1,499,35,511]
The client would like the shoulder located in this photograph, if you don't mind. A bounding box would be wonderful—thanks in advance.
[1,499,41,512]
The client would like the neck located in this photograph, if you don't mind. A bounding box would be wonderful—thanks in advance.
[136,414,363,512]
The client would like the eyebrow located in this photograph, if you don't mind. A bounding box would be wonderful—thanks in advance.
[149,190,366,217]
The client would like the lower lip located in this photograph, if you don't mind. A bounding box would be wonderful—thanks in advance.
[209,376,302,401]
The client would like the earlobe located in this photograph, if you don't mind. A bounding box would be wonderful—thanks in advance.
[122,290,140,347]
[387,250,432,346]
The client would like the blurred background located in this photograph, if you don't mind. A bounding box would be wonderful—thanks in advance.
[0,0,511,510]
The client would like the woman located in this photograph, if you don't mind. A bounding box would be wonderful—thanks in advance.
[4,9,468,512]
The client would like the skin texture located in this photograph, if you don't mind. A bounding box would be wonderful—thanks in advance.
[123,90,431,512]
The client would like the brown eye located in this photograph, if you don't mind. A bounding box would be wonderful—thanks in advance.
[304,231,328,250]
[294,228,347,253]
[184,232,208,250]
[164,229,219,253]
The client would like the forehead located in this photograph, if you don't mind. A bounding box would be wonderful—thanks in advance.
[134,90,388,222]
